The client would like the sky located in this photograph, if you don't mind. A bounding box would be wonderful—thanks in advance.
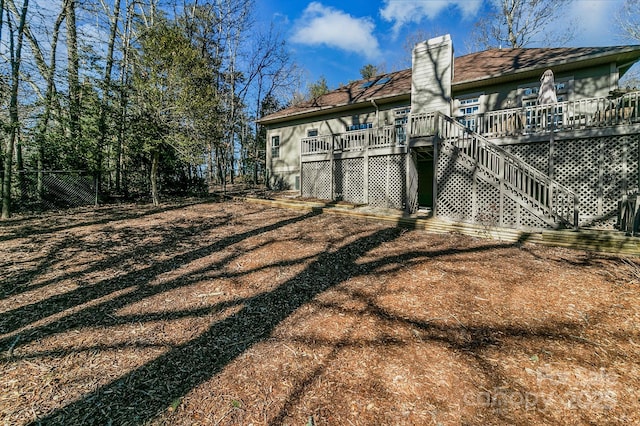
[255,0,633,91]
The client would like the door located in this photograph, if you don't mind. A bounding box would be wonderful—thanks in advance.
[416,148,434,208]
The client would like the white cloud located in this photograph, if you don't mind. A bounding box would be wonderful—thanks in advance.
[380,0,482,36]
[290,2,381,60]
[566,0,625,46]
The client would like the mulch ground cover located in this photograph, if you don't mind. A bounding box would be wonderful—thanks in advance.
[0,199,639,425]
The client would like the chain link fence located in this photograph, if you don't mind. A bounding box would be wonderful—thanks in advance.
[1,170,98,212]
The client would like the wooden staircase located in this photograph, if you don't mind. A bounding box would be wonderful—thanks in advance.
[434,113,579,229]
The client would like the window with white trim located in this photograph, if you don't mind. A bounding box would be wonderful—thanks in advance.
[455,95,481,131]
[394,107,410,144]
[271,135,280,158]
[346,114,372,132]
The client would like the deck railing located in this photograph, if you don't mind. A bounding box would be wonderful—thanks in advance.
[300,135,332,155]
[301,125,402,155]
[455,91,640,138]
[302,91,640,155]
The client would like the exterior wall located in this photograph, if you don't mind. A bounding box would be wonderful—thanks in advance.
[453,63,618,114]
[265,98,410,190]
[265,121,304,190]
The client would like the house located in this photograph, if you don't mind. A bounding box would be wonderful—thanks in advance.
[257,35,640,231]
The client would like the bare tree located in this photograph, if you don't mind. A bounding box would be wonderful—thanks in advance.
[469,0,575,51]
[618,0,640,42]
[95,0,122,195]
[240,22,299,184]
[34,1,66,198]
[1,0,28,219]
[65,0,80,145]
[616,0,640,87]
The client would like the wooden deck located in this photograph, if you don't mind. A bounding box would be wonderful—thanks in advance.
[301,91,640,157]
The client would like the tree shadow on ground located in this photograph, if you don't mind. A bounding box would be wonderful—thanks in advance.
[0,199,210,243]
[267,281,623,425]
[0,208,319,341]
[5,202,623,425]
[20,220,550,425]
[0,215,234,301]
[23,224,405,424]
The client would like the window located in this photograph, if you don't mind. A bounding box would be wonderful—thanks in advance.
[347,114,373,132]
[271,135,280,158]
[307,129,318,137]
[360,81,375,89]
[346,122,372,132]
[395,117,408,144]
[455,96,481,131]
[393,107,410,144]
[375,77,391,85]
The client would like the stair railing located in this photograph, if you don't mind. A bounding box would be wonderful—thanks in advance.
[435,112,579,228]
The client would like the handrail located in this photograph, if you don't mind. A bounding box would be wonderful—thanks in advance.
[301,135,332,155]
[435,112,579,227]
[301,125,401,155]
[455,91,640,138]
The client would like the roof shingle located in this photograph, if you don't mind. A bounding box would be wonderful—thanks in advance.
[260,45,640,123]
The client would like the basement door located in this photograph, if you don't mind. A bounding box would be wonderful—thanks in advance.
[416,147,434,208]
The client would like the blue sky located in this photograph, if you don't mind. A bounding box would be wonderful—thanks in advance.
[256,0,632,90]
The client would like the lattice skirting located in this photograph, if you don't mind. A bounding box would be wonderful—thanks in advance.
[368,155,407,209]
[301,154,409,210]
[436,144,550,230]
[334,158,365,204]
[502,135,640,228]
[300,134,638,229]
[301,161,332,200]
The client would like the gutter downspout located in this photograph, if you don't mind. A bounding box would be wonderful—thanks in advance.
[371,99,379,128]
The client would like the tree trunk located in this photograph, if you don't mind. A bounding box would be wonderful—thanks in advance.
[150,148,160,206]
[2,0,29,219]
[35,1,66,200]
[0,0,5,47]
[16,132,25,203]
[65,0,80,145]
[207,141,214,190]
[116,0,134,194]
[96,0,121,198]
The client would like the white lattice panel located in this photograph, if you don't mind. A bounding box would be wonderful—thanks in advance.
[475,179,501,226]
[368,155,406,209]
[502,196,518,228]
[504,142,549,174]
[519,205,552,229]
[436,144,473,222]
[628,134,640,195]
[499,135,640,228]
[334,158,365,204]
[301,161,332,200]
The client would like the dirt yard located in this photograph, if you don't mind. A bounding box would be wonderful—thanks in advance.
[1,199,639,425]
